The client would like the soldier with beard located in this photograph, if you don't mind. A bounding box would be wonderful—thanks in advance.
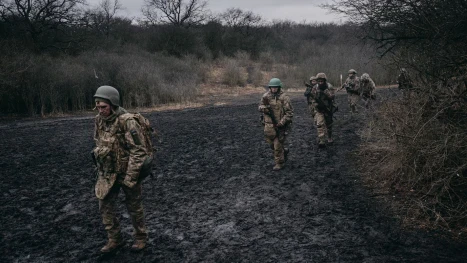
[308,73,336,148]
[92,86,153,253]
[259,78,294,171]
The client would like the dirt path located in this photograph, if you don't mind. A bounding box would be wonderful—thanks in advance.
[0,90,466,262]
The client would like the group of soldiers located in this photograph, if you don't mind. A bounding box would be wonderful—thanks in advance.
[339,69,377,112]
[258,69,377,171]
[91,72,378,253]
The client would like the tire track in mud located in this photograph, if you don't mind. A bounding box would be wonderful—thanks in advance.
[0,92,466,262]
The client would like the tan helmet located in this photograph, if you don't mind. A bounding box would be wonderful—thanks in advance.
[94,85,120,106]
[348,69,357,75]
[309,76,317,81]
[361,73,370,80]
[316,73,327,81]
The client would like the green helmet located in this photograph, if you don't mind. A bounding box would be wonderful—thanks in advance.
[268,78,282,88]
[348,69,357,75]
[316,73,327,81]
[94,85,120,106]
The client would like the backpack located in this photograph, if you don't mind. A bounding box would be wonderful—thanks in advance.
[119,112,157,180]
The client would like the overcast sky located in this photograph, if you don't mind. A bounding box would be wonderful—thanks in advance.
[87,0,343,24]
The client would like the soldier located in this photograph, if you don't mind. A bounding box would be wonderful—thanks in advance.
[259,78,294,171]
[397,68,414,97]
[360,73,376,108]
[92,86,153,253]
[305,76,318,115]
[341,69,361,113]
[307,73,336,148]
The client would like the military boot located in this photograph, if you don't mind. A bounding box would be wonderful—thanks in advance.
[318,139,326,148]
[131,239,147,252]
[273,163,284,171]
[100,239,124,253]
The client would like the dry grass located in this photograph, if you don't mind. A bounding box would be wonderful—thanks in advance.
[358,83,467,237]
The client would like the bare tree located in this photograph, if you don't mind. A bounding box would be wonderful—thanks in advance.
[324,0,467,79]
[142,0,209,27]
[0,0,86,51]
[85,0,123,37]
[219,8,262,29]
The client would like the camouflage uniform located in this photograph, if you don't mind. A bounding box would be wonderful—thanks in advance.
[360,73,376,108]
[308,79,335,146]
[343,70,361,113]
[259,79,294,170]
[305,76,318,117]
[397,68,414,97]
[93,90,152,251]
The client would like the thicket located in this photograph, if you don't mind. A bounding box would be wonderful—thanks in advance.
[327,0,467,233]
[0,0,394,116]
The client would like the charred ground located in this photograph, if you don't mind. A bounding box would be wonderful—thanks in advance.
[0,91,466,262]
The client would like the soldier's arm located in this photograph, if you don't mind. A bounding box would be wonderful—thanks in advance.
[123,118,148,188]
[258,94,270,113]
[324,88,335,100]
[279,95,294,126]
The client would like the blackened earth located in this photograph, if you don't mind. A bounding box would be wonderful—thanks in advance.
[0,91,466,262]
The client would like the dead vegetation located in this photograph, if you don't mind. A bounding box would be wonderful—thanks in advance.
[359,81,467,236]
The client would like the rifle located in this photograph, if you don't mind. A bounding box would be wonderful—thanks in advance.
[261,96,279,131]
[304,82,336,115]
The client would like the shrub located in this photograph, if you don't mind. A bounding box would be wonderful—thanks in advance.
[221,58,246,87]
[359,82,467,232]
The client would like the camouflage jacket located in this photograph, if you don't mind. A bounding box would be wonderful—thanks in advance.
[360,78,376,96]
[93,107,151,199]
[308,83,336,114]
[343,76,361,94]
[397,72,413,90]
[259,90,294,130]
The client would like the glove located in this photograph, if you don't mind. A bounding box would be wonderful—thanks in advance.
[123,176,137,188]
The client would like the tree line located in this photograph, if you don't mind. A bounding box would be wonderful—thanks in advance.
[0,0,392,116]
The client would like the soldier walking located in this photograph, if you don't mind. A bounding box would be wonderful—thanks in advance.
[341,69,361,113]
[259,78,294,171]
[92,86,153,253]
[305,73,336,148]
[397,68,414,97]
[360,73,376,108]
[305,76,318,115]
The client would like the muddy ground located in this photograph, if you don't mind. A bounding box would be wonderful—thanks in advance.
[0,89,466,262]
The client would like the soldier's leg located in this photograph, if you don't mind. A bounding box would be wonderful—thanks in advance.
[315,112,327,146]
[350,94,360,113]
[325,114,333,142]
[122,182,148,243]
[347,94,354,112]
[99,184,123,243]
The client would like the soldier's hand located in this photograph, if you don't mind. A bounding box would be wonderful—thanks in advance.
[262,108,270,114]
[123,176,136,188]
[276,121,284,128]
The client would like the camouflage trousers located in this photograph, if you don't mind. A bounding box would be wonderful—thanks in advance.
[347,93,360,113]
[361,93,373,109]
[99,180,147,242]
[264,128,288,165]
[313,111,333,143]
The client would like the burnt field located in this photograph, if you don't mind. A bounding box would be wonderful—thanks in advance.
[0,91,466,262]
